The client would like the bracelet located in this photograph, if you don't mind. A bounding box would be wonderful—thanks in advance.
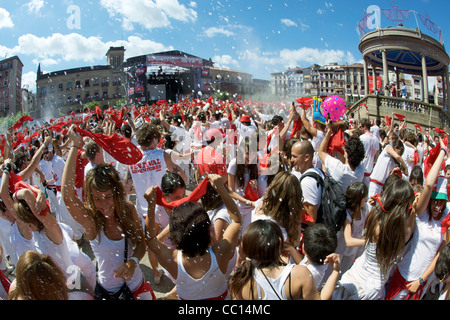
[441,148,448,156]
[71,145,80,150]
[128,256,139,265]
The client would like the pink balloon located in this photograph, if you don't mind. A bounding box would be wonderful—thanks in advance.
[322,96,346,122]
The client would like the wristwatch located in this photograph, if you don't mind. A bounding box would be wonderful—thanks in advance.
[419,277,425,285]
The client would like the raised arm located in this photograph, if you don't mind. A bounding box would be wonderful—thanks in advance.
[19,135,51,182]
[414,138,447,216]
[209,174,242,273]
[61,125,96,239]
[144,186,178,279]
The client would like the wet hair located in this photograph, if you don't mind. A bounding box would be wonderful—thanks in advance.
[405,131,417,145]
[261,171,304,244]
[393,139,405,156]
[121,124,132,139]
[409,166,424,186]
[13,151,28,173]
[302,223,337,265]
[164,132,176,150]
[360,118,371,130]
[200,179,224,212]
[14,199,44,232]
[169,201,211,258]
[345,136,365,169]
[84,140,101,162]
[84,164,143,247]
[9,251,68,300]
[435,243,450,286]
[161,172,185,196]
[345,182,368,213]
[136,123,161,148]
[229,220,284,298]
[365,179,415,278]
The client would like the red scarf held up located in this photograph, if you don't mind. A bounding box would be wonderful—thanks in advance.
[327,128,345,155]
[155,178,210,210]
[244,181,259,202]
[76,127,143,165]
[9,172,50,216]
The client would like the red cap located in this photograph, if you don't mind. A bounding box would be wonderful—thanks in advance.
[240,115,251,123]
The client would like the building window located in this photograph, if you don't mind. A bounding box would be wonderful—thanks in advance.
[102,90,108,99]
[93,78,99,86]
[102,77,109,86]
[67,81,72,90]
[50,85,55,93]
[76,81,81,89]
[58,83,63,91]
[85,79,90,87]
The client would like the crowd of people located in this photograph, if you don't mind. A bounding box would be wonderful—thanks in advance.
[0,96,448,301]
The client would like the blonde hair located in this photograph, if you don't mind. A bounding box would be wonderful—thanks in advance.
[9,251,68,300]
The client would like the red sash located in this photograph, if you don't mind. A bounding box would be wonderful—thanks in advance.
[385,268,427,300]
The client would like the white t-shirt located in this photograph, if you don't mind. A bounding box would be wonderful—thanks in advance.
[359,132,380,175]
[402,144,415,177]
[324,155,364,193]
[299,167,324,207]
[129,148,167,219]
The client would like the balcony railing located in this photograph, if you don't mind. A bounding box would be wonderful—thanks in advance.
[348,95,450,132]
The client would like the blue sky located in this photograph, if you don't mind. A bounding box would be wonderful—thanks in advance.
[0,0,448,93]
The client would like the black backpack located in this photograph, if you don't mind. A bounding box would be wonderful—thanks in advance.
[299,170,347,233]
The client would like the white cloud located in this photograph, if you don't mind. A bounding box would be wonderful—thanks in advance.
[238,47,359,78]
[213,55,240,69]
[100,0,197,31]
[26,0,44,14]
[204,26,235,38]
[22,71,37,92]
[281,19,297,27]
[0,33,173,65]
[0,8,14,29]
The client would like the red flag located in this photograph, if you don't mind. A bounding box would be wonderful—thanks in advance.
[327,129,346,155]
[385,116,392,127]
[290,118,303,139]
[94,106,102,120]
[296,97,313,110]
[414,124,422,132]
[413,150,420,166]
[22,132,41,144]
[423,144,441,177]
[244,181,260,201]
[435,127,446,136]
[393,113,407,121]
[76,127,143,165]
[11,115,33,131]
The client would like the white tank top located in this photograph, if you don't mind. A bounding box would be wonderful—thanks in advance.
[90,230,143,293]
[254,264,295,300]
[34,226,74,278]
[176,248,228,300]
[9,221,36,266]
